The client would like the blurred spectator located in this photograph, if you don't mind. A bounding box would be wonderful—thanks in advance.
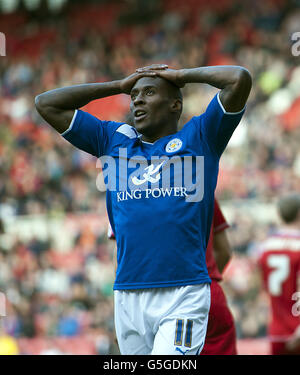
[0,0,299,353]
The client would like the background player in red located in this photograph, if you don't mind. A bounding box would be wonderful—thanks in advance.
[108,198,237,355]
[258,193,300,355]
[200,199,237,355]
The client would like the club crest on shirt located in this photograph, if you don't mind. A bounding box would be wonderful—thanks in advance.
[165,138,182,153]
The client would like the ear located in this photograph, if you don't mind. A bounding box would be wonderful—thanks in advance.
[170,99,182,116]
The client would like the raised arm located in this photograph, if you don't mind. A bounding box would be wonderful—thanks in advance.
[35,82,123,134]
[35,69,161,133]
[179,66,252,112]
[138,65,252,112]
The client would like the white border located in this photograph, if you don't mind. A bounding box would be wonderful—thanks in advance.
[61,109,78,136]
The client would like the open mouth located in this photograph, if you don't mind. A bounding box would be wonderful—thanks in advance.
[134,110,147,121]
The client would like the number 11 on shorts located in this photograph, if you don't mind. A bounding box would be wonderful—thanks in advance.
[174,319,193,347]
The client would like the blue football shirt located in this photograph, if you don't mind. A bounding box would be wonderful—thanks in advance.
[62,93,245,290]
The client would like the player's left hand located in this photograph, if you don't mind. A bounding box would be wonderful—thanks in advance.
[136,65,185,88]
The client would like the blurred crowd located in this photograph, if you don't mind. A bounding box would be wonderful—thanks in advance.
[0,215,118,354]
[0,0,300,353]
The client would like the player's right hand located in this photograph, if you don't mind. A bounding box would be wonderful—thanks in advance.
[136,64,185,88]
[120,71,158,95]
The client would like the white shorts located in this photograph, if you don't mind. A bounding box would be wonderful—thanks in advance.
[114,283,211,355]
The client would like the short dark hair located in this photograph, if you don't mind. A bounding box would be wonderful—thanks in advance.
[169,83,182,100]
[163,79,183,119]
[163,79,183,101]
[277,193,300,223]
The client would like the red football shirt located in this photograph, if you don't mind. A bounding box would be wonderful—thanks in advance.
[258,229,300,340]
[206,199,230,282]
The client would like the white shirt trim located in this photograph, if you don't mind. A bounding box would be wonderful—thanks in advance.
[138,133,154,145]
[142,140,154,145]
[116,124,138,139]
[61,109,78,136]
[217,92,245,115]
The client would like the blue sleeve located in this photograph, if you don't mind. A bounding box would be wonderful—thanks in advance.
[193,93,245,157]
[61,110,123,157]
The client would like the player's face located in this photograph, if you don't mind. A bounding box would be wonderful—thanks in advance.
[129,77,173,137]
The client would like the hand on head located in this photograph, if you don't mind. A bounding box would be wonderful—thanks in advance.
[136,64,185,89]
[120,64,184,95]
[120,70,157,94]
